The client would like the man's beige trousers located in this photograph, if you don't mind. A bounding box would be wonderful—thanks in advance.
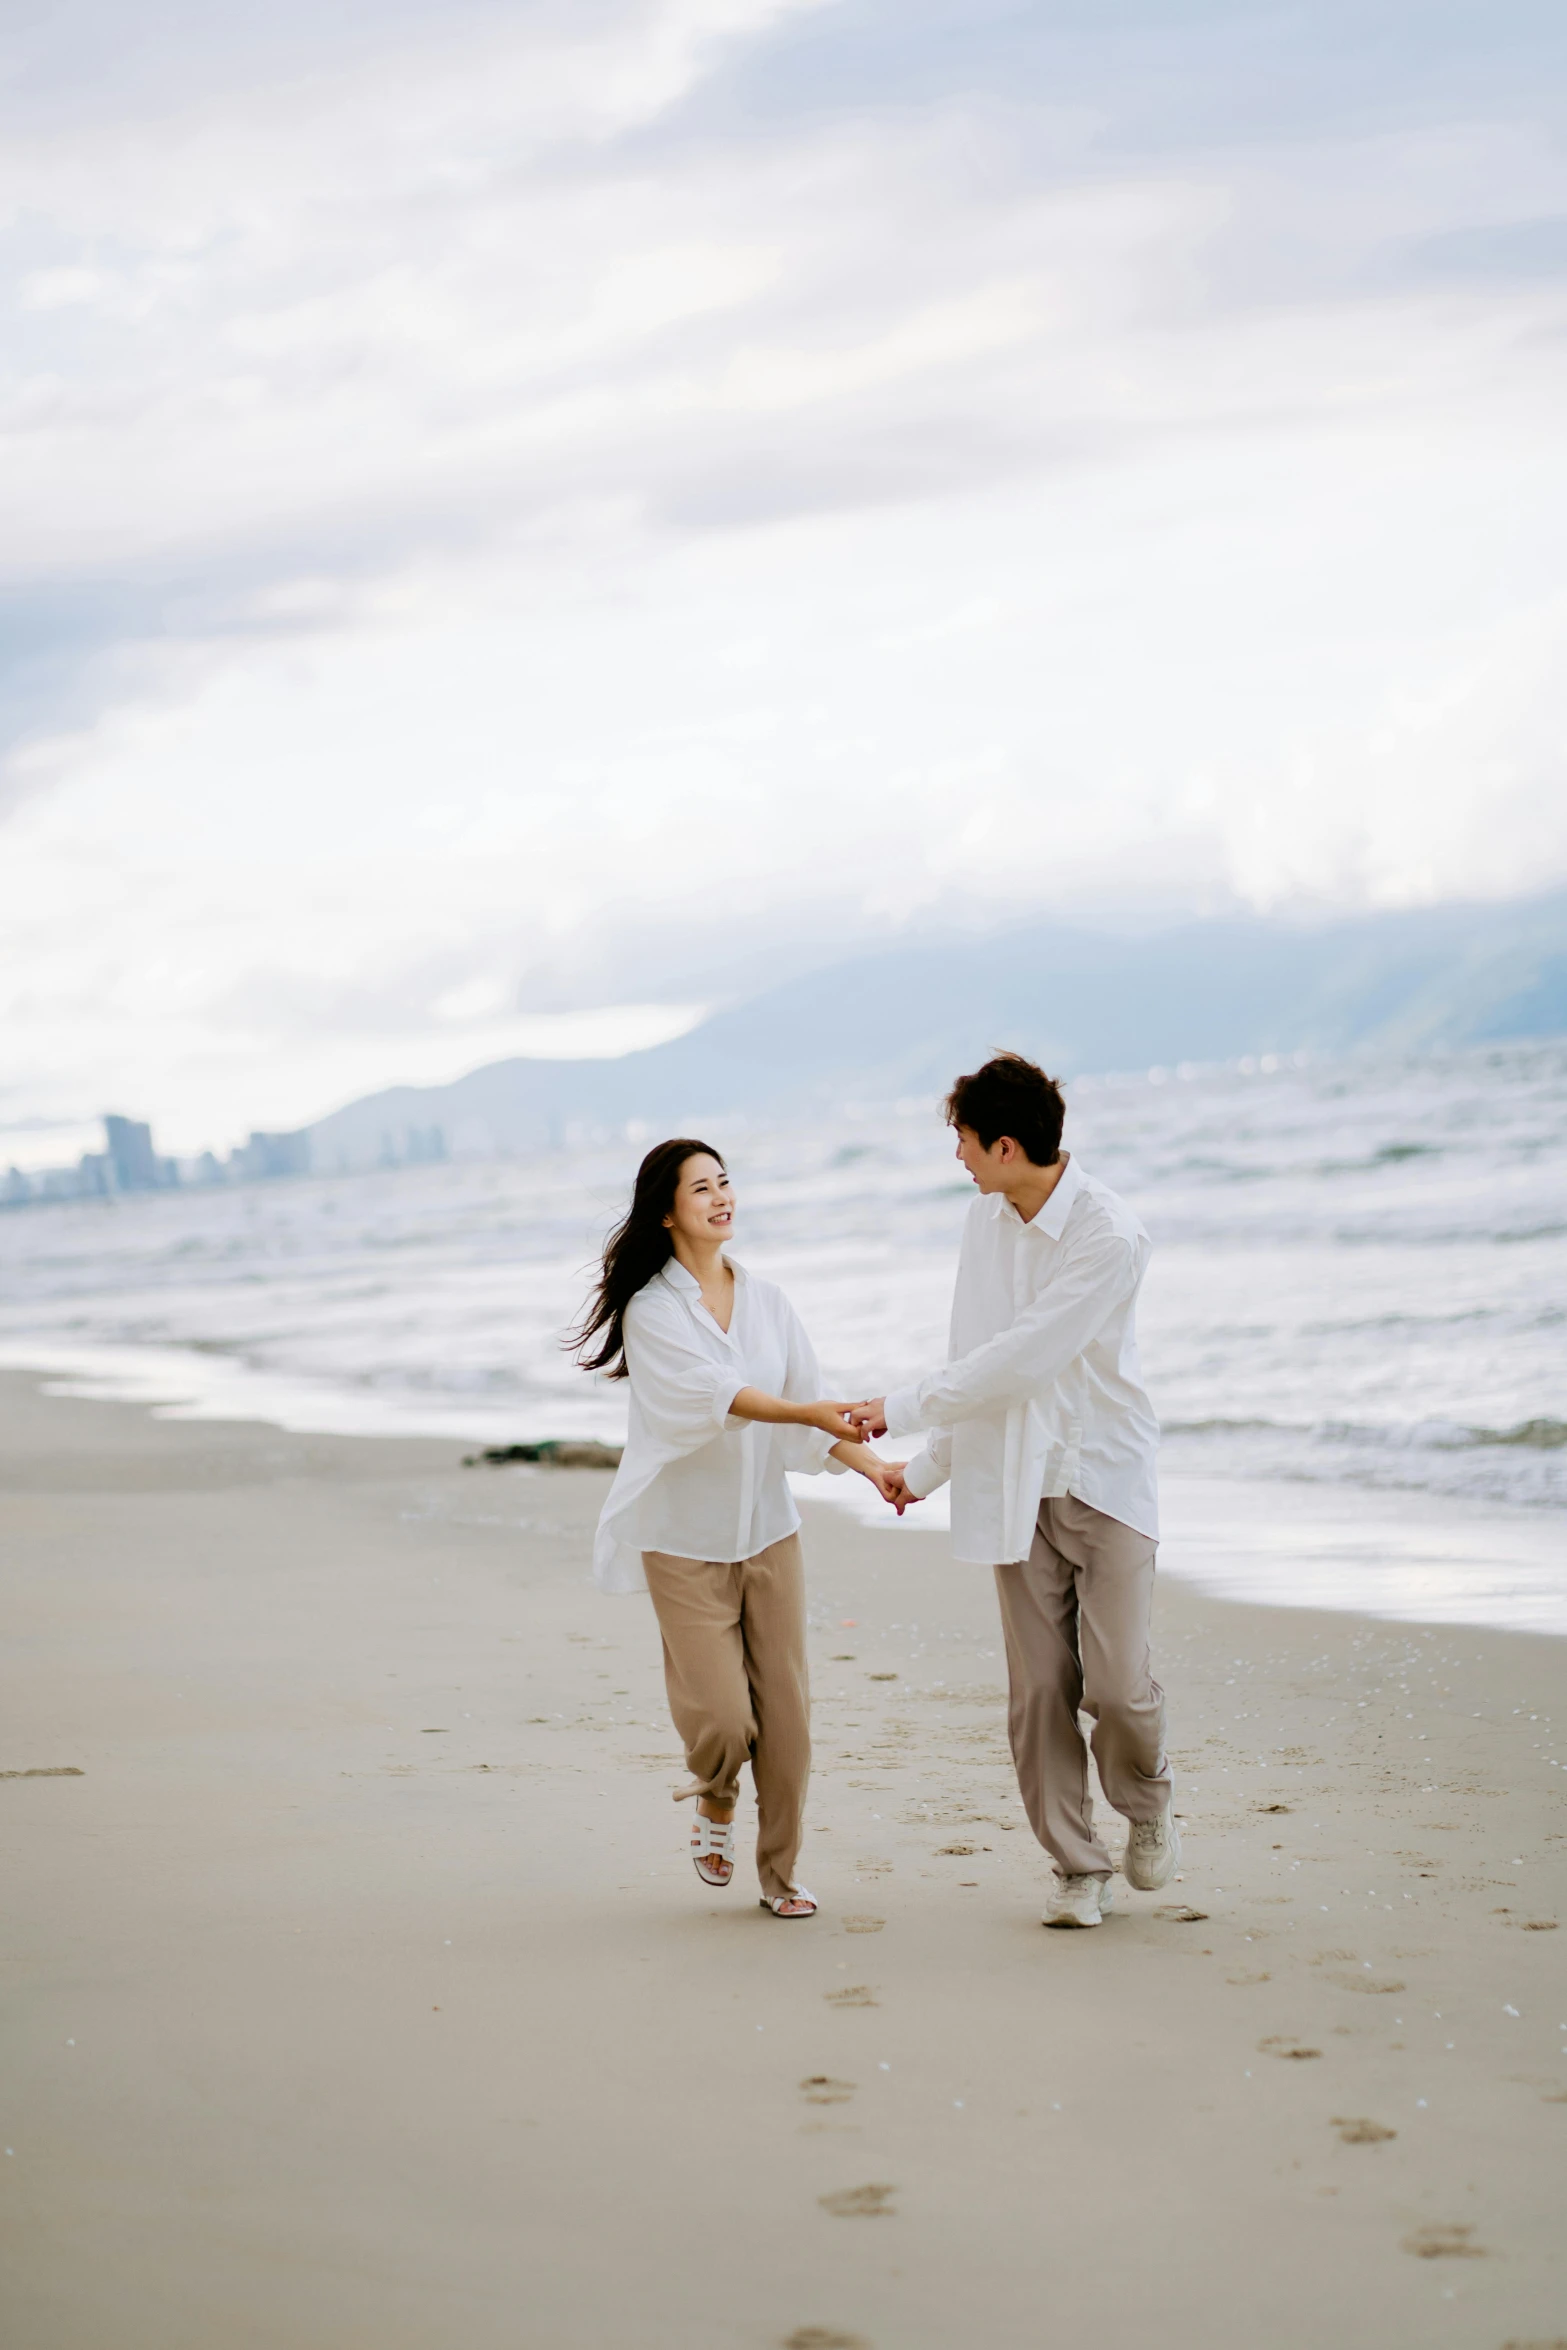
[641,1533,810,1903]
[994,1494,1171,1879]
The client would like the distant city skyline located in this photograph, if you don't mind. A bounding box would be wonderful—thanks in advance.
[9,885,1562,1198]
[0,1110,308,1203]
[4,1,1567,1152]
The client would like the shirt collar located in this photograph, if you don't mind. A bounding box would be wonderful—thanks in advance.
[660,1254,743,1295]
[1005,1152,1082,1241]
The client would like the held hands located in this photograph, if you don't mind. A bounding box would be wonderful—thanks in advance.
[827,1438,921,1515]
[865,1460,918,1514]
[839,1391,912,1512]
[745,1392,903,1464]
[880,1464,917,1511]
[804,1397,918,1514]
[804,1400,870,1442]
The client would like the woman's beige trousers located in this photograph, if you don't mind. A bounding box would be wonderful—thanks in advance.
[641,1533,810,1903]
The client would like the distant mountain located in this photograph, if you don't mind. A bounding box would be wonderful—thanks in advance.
[304,889,1567,1171]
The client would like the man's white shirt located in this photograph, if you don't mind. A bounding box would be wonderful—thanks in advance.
[593,1257,843,1594]
[885,1155,1159,1564]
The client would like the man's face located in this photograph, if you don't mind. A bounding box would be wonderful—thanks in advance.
[953,1124,1018,1192]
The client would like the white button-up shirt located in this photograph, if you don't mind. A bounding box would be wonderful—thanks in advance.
[593,1257,843,1593]
[886,1155,1159,1564]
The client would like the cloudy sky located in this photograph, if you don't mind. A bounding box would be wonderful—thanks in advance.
[5,0,1567,1155]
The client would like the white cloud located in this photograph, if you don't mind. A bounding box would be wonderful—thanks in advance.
[3,0,1567,1146]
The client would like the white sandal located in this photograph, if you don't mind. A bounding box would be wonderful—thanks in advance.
[691,1810,735,1886]
[758,1885,817,1919]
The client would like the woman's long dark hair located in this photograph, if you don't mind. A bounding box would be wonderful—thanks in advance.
[570,1138,726,1380]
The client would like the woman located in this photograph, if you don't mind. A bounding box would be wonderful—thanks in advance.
[575,1137,903,1920]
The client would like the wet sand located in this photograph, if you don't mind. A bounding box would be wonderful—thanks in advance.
[1,1368,1564,2349]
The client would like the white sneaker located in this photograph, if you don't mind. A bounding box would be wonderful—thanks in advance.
[1124,1804,1181,1892]
[1043,1874,1113,1929]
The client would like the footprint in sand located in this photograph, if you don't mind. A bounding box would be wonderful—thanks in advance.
[1401,2223,1486,2260]
[1258,2036,1321,2061]
[1331,2116,1396,2144]
[800,2076,856,2105]
[1226,1970,1271,1986]
[0,1766,83,1779]
[825,1985,878,2008]
[843,1917,885,1934]
[784,2329,871,2348]
[1327,1972,1405,1994]
[1155,1904,1209,1924]
[819,2184,896,2218]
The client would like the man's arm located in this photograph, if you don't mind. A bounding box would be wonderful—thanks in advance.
[898,1426,951,1496]
[883,1226,1138,1433]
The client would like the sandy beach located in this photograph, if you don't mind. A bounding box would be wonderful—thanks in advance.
[2,1367,1564,2350]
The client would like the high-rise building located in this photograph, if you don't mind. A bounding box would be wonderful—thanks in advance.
[103,1115,171,1191]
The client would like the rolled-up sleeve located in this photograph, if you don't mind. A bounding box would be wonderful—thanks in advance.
[901,1229,1137,1428]
[623,1294,744,1454]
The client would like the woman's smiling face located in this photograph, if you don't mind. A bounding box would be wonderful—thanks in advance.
[664,1152,734,1249]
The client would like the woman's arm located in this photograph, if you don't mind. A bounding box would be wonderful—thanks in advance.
[728,1386,861,1442]
[728,1368,912,1511]
[829,1437,917,1513]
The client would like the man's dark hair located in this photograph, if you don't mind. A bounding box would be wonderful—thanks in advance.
[945,1051,1065,1168]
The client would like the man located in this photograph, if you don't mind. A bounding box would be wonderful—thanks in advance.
[850,1051,1177,1928]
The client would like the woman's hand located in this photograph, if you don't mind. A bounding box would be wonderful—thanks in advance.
[801,1399,867,1441]
[830,1441,920,1513]
[864,1459,913,1514]
[729,1387,862,1440]
[879,1465,918,1512]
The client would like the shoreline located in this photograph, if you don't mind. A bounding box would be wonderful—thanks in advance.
[2,1368,1564,2347]
[6,1343,1565,1639]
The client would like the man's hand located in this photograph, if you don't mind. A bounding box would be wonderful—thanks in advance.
[846,1397,889,1438]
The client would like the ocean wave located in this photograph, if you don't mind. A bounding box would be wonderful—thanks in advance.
[2,1039,1564,1521]
[1463,1417,1567,1451]
[1161,1415,1567,1511]
[1164,1414,1567,1452]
